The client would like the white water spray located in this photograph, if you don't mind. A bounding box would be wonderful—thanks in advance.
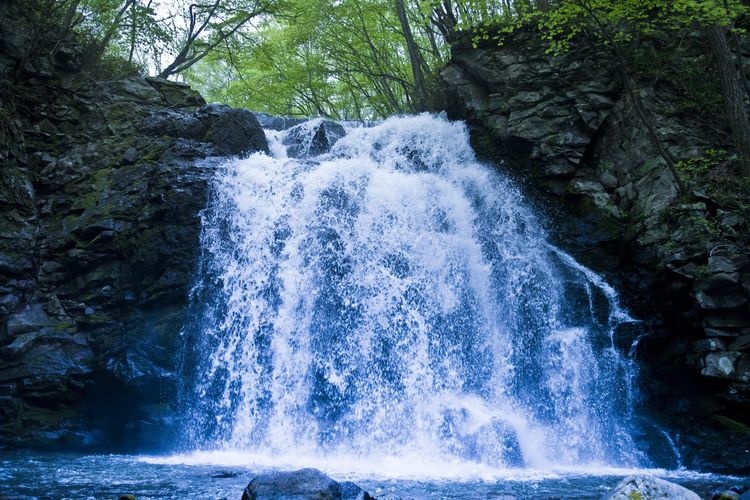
[180,114,643,474]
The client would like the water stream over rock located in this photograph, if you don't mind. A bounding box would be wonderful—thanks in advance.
[178,114,646,474]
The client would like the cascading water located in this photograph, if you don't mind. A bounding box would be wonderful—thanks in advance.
[179,114,645,473]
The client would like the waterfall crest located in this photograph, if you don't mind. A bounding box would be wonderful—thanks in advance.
[181,114,643,471]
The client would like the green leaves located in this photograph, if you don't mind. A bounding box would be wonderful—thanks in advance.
[186,0,449,119]
[524,0,749,54]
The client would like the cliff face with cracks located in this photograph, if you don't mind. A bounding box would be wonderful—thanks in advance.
[441,32,750,472]
[0,0,268,449]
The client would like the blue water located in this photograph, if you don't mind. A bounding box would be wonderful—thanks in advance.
[179,115,644,470]
[0,451,746,499]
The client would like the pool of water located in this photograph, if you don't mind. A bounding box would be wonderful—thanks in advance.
[0,451,746,499]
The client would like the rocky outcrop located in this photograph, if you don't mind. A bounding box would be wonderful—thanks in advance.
[241,468,374,500]
[0,0,268,449]
[441,31,750,472]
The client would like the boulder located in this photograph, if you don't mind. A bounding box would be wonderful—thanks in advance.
[283,120,346,158]
[195,103,269,156]
[602,476,700,500]
[241,468,374,500]
[694,272,748,311]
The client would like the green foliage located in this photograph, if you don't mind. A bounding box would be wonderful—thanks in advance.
[38,0,278,80]
[628,491,643,500]
[508,0,750,54]
[632,42,724,118]
[675,148,750,211]
[187,0,450,118]
[88,52,145,79]
[675,148,729,184]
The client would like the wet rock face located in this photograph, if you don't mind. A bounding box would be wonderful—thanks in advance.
[0,5,269,449]
[441,32,750,472]
[690,247,750,382]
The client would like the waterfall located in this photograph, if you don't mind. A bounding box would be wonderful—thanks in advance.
[180,114,644,471]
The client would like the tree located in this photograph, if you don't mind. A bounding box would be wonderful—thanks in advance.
[43,0,279,80]
[157,0,276,79]
[704,21,750,176]
[395,0,428,110]
[186,0,448,118]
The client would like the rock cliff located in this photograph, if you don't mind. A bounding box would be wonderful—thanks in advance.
[0,0,267,449]
[441,31,750,472]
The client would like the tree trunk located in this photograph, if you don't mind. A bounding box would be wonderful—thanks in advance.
[620,67,687,196]
[96,0,135,57]
[60,0,82,36]
[611,44,687,195]
[128,0,137,63]
[730,30,750,100]
[706,23,750,176]
[394,0,427,111]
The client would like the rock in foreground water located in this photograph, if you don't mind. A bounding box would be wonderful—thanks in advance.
[602,475,700,499]
[241,468,374,500]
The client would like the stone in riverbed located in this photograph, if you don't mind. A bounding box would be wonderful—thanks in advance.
[241,468,374,500]
[602,475,700,499]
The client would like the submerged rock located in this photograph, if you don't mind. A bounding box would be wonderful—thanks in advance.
[602,475,701,499]
[241,468,374,500]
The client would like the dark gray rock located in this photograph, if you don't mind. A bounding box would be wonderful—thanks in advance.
[255,112,307,131]
[140,109,208,140]
[703,351,742,378]
[712,486,750,500]
[241,468,373,500]
[338,481,375,500]
[145,76,206,107]
[730,335,750,351]
[694,272,748,310]
[283,119,346,158]
[195,103,269,156]
[121,147,139,165]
